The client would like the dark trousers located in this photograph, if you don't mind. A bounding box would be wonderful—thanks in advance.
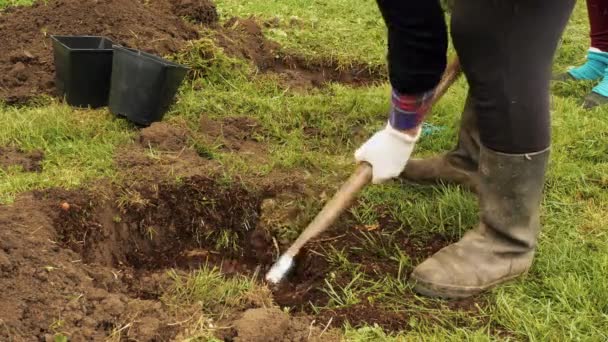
[588,0,608,51]
[377,0,575,154]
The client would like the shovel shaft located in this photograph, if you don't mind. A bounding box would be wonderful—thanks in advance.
[285,162,373,255]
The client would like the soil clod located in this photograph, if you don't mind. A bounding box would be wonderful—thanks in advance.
[172,0,219,25]
[139,121,190,152]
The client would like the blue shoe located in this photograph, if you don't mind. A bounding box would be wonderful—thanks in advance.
[568,49,608,81]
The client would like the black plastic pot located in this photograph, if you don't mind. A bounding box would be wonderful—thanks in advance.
[51,35,114,108]
[108,46,188,126]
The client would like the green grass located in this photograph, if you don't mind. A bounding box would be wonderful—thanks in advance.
[213,0,387,67]
[1,0,607,340]
[0,0,34,9]
[0,103,133,203]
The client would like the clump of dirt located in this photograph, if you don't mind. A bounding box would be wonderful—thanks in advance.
[172,0,219,25]
[217,17,282,70]
[214,17,386,89]
[0,0,201,104]
[0,146,44,172]
[226,307,340,342]
[139,121,190,152]
[199,115,266,154]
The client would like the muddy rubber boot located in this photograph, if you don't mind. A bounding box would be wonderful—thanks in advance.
[400,93,481,193]
[408,145,549,299]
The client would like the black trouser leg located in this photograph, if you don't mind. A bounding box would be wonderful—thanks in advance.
[451,0,575,153]
[376,0,448,95]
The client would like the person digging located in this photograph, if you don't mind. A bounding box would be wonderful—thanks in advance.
[354,0,575,299]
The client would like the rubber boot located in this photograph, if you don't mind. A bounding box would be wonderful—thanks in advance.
[400,93,481,193]
[408,145,549,299]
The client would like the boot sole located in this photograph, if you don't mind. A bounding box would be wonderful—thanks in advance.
[408,271,528,299]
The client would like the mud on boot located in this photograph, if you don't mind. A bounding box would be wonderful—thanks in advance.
[408,145,549,299]
[400,93,481,193]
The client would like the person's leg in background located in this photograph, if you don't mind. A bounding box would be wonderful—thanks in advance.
[408,0,575,299]
[563,0,608,108]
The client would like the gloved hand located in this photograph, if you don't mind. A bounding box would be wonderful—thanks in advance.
[354,122,421,184]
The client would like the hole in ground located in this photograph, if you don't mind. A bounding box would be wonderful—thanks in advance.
[54,176,273,271]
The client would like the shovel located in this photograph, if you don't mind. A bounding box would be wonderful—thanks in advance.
[265,57,462,284]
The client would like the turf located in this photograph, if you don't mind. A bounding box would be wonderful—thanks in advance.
[1,0,607,340]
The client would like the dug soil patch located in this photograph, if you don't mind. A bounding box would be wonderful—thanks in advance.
[199,115,267,156]
[0,0,212,104]
[0,146,44,172]
[223,307,341,342]
[0,176,272,340]
[0,170,486,340]
[139,121,191,152]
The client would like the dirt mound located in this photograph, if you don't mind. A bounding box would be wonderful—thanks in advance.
[0,0,201,104]
[217,17,282,70]
[173,0,219,25]
[0,146,44,172]
[139,121,190,152]
[227,307,339,342]
[199,115,267,156]
[215,17,386,89]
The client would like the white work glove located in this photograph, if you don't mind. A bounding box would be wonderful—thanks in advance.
[354,122,421,184]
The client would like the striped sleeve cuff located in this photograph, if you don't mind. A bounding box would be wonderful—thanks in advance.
[388,89,434,130]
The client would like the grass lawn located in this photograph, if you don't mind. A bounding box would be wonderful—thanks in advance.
[1,0,607,340]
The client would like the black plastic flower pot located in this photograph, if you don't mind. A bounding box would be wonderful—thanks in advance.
[108,46,188,126]
[50,35,114,108]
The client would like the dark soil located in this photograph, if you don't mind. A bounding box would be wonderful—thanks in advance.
[225,307,341,342]
[0,146,44,172]
[172,0,219,25]
[215,17,386,89]
[54,176,270,269]
[139,121,191,152]
[0,0,207,104]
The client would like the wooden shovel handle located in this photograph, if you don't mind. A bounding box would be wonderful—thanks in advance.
[286,162,373,255]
